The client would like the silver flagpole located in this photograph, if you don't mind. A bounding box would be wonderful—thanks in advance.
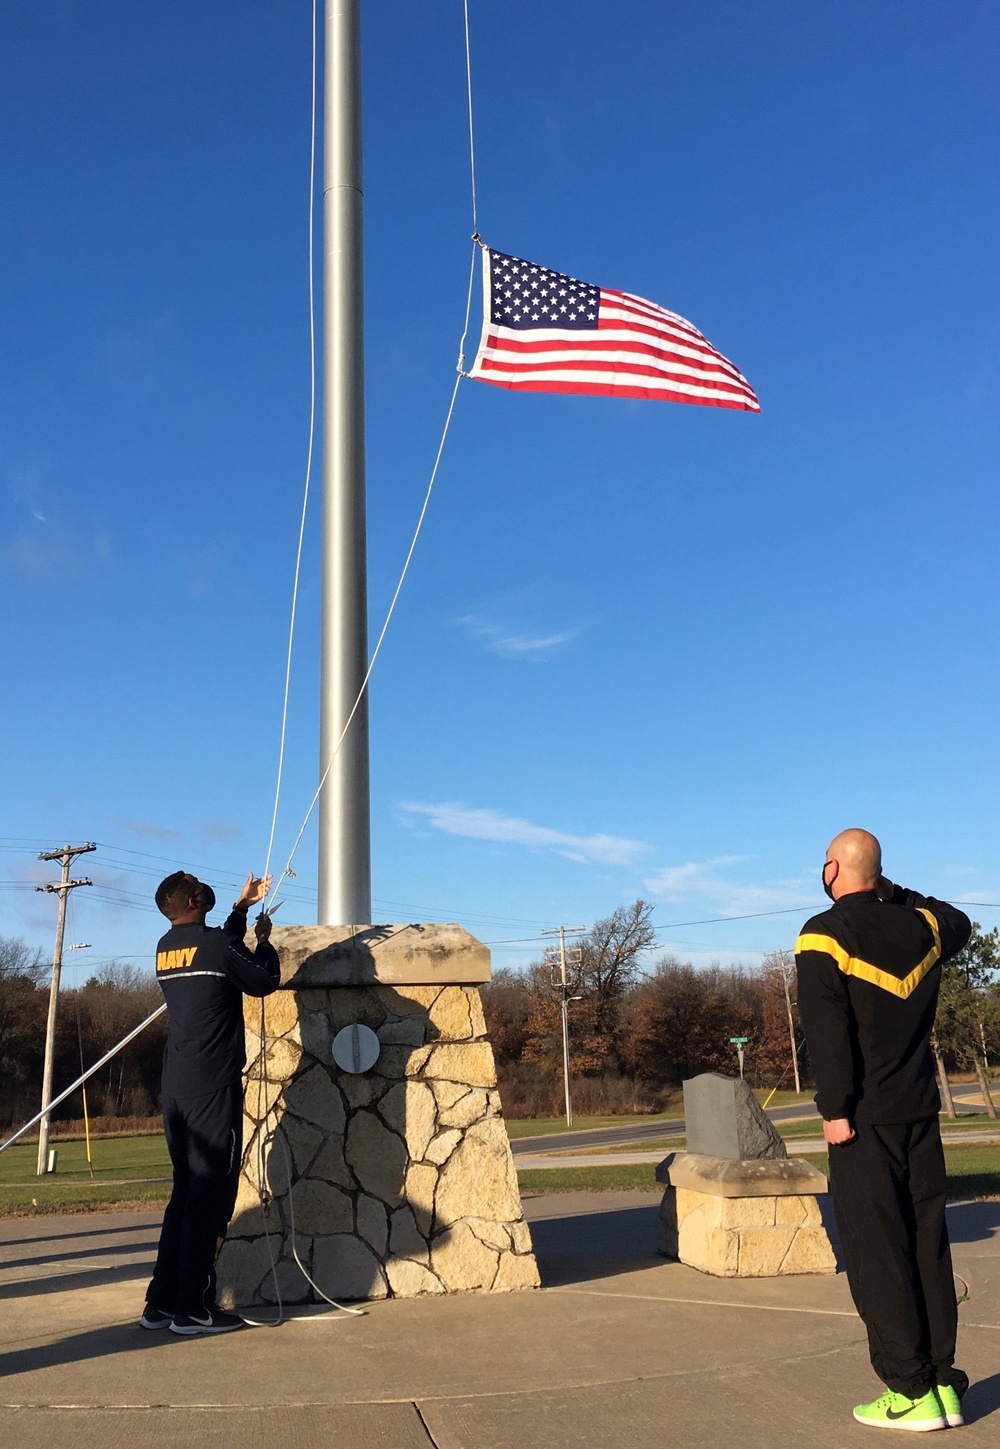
[318,0,371,924]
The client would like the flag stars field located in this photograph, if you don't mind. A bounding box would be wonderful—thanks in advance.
[470,247,759,408]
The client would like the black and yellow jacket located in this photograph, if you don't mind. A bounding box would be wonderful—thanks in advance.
[795,887,970,1124]
[156,907,280,1100]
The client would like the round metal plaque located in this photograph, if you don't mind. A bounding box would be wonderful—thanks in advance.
[332,1022,380,1074]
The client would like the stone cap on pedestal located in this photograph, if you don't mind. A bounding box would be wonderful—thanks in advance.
[265,923,490,988]
[656,1150,828,1197]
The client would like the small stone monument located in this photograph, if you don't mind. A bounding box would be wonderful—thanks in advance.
[216,924,539,1307]
[684,1073,787,1161]
[657,1072,836,1277]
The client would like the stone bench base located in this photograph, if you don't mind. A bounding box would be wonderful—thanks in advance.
[656,1152,837,1278]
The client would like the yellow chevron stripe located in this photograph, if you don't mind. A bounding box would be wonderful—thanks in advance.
[795,909,941,999]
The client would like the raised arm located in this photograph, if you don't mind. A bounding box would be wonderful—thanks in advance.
[220,906,280,996]
[220,870,280,997]
[881,880,972,963]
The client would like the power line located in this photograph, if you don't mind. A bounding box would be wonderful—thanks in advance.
[653,905,817,929]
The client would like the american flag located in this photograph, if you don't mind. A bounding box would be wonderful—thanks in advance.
[467,247,760,412]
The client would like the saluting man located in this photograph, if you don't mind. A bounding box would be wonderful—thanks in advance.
[796,829,972,1432]
[140,869,279,1335]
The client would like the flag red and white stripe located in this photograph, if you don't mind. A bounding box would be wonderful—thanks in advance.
[468,247,760,412]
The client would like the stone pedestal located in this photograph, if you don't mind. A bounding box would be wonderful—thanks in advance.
[656,1151,836,1277]
[216,925,539,1307]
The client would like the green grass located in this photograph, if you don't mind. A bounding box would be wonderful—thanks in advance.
[570,1114,1000,1157]
[505,1109,681,1138]
[0,1180,173,1215]
[0,1135,172,1215]
[0,1135,171,1184]
[776,1114,999,1143]
[518,1163,661,1193]
[795,1143,1000,1202]
[4,1111,994,1213]
[518,1142,1000,1196]
[504,1092,816,1139]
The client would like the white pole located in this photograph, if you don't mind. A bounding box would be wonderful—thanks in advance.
[558,927,573,1128]
[542,925,586,1128]
[36,856,69,1176]
[780,951,801,1095]
[35,843,94,1175]
[318,0,371,925]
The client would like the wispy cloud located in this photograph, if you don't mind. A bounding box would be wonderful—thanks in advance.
[8,526,113,582]
[644,856,815,916]
[119,819,181,841]
[400,800,645,867]
[195,819,244,843]
[457,614,580,660]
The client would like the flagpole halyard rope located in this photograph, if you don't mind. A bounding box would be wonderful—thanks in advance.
[262,0,319,886]
[265,0,483,899]
[268,360,468,901]
[463,0,478,236]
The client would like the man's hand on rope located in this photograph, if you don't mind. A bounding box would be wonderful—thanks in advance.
[254,913,273,944]
[235,871,273,911]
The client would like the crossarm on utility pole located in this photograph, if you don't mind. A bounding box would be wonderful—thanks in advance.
[35,842,95,1175]
[542,925,586,1128]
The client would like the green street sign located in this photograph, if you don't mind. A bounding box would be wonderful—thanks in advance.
[729,1036,748,1044]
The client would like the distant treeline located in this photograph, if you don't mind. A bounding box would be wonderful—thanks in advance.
[481,901,1000,1117]
[0,937,167,1130]
[2,902,998,1130]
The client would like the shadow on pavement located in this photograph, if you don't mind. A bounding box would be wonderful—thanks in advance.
[0,1320,184,1381]
[947,1202,1000,1244]
[0,1257,152,1302]
[966,1371,1000,1423]
[0,1235,158,1275]
[530,1204,663,1287]
[0,1218,161,1252]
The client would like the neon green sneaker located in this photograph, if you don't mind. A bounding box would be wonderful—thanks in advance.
[935,1384,964,1428]
[853,1388,947,1432]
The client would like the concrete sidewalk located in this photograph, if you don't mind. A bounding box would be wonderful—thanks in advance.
[1,1192,998,1448]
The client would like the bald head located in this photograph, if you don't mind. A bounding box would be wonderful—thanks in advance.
[823,829,882,898]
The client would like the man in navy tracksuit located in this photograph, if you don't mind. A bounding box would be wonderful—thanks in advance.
[141,869,280,1335]
[796,829,971,1432]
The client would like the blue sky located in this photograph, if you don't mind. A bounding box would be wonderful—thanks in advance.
[2,1,999,981]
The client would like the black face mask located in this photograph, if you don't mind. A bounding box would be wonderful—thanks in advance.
[821,863,835,901]
[195,881,216,914]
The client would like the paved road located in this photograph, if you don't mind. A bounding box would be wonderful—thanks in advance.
[509,1100,819,1157]
[509,1086,997,1157]
[517,1127,1000,1171]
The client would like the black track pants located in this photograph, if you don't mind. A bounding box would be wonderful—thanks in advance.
[828,1118,962,1399]
[146,1082,243,1317]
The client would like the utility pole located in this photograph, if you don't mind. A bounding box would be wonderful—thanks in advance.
[542,926,585,1127]
[35,843,95,1175]
[318,0,371,925]
[777,949,801,1096]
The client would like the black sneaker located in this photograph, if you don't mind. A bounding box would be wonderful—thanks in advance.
[169,1306,245,1336]
[139,1303,173,1330]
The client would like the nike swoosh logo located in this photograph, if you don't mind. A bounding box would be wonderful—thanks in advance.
[885,1406,916,1420]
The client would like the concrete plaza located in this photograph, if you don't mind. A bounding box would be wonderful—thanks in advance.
[1,1191,998,1448]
